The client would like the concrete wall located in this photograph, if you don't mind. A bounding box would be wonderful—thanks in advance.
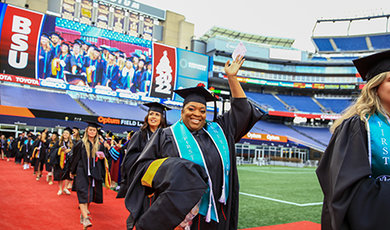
[8,0,48,13]
[162,10,194,49]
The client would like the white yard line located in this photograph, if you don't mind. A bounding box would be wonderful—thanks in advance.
[239,192,323,207]
[238,168,314,174]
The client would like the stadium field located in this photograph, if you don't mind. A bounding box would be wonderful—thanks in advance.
[237,165,323,229]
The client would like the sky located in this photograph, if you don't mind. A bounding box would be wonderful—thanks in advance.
[138,0,390,52]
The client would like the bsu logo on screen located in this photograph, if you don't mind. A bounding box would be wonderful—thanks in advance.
[9,15,31,69]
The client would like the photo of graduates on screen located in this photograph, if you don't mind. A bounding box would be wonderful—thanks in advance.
[38,32,152,93]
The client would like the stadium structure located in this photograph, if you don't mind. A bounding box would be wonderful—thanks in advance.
[0,2,389,167]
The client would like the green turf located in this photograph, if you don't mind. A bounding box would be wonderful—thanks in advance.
[237,165,323,229]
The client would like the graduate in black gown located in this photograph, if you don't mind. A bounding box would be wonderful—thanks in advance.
[117,102,170,198]
[317,49,390,230]
[52,127,73,195]
[16,132,27,166]
[124,55,263,230]
[69,122,107,229]
[32,131,49,180]
[46,132,58,185]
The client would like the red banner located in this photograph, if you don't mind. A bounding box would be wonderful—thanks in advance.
[268,110,341,120]
[0,5,44,79]
[149,43,177,99]
[0,73,40,86]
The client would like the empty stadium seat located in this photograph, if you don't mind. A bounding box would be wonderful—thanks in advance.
[246,92,288,112]
[316,98,352,113]
[370,34,390,50]
[277,95,322,113]
[312,38,334,52]
[333,36,367,51]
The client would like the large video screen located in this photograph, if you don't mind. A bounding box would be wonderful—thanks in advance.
[0,3,211,104]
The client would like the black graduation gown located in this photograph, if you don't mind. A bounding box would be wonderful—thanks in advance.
[125,98,263,230]
[70,141,105,204]
[16,137,27,163]
[52,141,72,181]
[117,129,153,198]
[316,115,390,230]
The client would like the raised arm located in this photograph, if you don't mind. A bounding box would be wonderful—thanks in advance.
[224,55,245,98]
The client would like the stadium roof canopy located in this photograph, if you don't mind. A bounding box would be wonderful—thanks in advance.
[311,13,390,54]
[200,26,295,48]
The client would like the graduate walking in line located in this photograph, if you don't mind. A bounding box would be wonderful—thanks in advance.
[69,122,108,229]
[117,102,170,198]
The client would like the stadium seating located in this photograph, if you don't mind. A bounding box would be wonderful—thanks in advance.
[312,38,334,52]
[246,92,288,111]
[252,120,328,151]
[277,95,322,113]
[333,37,367,51]
[313,34,390,53]
[370,34,390,50]
[291,126,332,146]
[0,85,89,115]
[316,98,352,113]
[79,99,147,120]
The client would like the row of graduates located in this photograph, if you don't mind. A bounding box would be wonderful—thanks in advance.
[38,32,151,92]
[3,124,130,229]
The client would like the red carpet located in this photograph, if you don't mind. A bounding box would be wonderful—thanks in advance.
[0,159,320,230]
[242,221,320,230]
[0,159,128,230]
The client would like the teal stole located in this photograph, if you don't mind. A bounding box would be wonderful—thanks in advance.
[367,112,390,178]
[170,120,230,223]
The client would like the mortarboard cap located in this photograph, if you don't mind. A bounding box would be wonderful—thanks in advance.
[50,32,61,38]
[50,132,59,136]
[72,127,80,130]
[63,127,73,134]
[86,121,102,129]
[144,102,171,114]
[131,52,140,58]
[174,85,215,106]
[174,84,218,121]
[61,42,71,48]
[41,33,49,38]
[353,49,390,82]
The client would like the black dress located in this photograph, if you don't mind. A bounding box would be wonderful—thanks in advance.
[125,98,263,230]
[117,128,153,198]
[70,141,105,204]
[316,115,390,230]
